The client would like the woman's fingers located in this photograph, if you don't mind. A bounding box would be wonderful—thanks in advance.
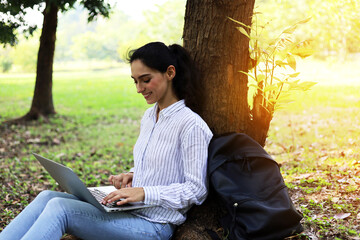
[121,173,133,188]
[114,176,123,189]
[103,193,127,205]
[108,174,123,189]
[102,191,125,205]
[102,187,145,205]
[108,173,133,189]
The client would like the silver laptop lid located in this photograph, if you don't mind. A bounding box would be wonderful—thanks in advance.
[33,153,107,212]
[32,153,154,212]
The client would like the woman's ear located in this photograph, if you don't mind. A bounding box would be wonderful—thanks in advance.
[166,65,176,80]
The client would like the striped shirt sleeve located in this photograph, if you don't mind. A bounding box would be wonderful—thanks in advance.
[142,124,210,209]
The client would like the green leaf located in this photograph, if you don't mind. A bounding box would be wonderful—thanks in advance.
[239,70,250,76]
[296,17,312,25]
[298,81,317,91]
[237,27,250,38]
[287,54,296,70]
[277,93,294,104]
[263,85,278,92]
[287,80,301,90]
[273,76,283,82]
[291,39,315,58]
[289,72,300,78]
[282,25,297,34]
[277,97,295,104]
[268,98,278,103]
[228,17,251,29]
[239,70,256,81]
[292,47,315,58]
[262,97,276,111]
[275,60,287,67]
[256,74,266,83]
[276,48,290,61]
[279,36,294,46]
[274,104,286,110]
[277,92,292,100]
[249,84,263,91]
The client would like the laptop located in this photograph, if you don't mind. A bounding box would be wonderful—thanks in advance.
[32,153,154,212]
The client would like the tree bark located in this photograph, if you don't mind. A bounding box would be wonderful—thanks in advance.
[174,0,256,239]
[22,1,58,121]
[183,0,254,136]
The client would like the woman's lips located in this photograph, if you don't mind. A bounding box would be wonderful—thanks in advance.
[143,92,151,99]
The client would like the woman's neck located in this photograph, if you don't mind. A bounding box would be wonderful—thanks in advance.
[156,98,179,122]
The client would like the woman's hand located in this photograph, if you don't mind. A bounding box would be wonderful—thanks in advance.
[102,187,145,205]
[108,172,133,189]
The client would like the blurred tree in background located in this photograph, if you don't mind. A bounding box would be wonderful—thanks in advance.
[56,0,185,62]
[0,0,112,122]
[256,0,360,60]
[0,46,12,72]
[306,0,360,59]
[10,31,40,72]
[0,0,185,71]
[2,0,359,73]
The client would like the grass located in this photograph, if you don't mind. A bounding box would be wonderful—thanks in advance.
[0,66,148,231]
[1,60,360,238]
[264,63,360,238]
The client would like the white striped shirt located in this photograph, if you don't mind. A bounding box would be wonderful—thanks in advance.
[129,100,213,225]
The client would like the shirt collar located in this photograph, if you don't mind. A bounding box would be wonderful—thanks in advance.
[149,99,185,119]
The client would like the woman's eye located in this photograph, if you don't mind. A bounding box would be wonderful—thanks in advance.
[143,79,151,83]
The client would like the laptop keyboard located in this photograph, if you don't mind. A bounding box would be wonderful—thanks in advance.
[89,188,120,208]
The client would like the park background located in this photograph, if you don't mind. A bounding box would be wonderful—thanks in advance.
[1,0,360,239]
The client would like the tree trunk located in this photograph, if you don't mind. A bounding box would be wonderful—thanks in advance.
[174,0,256,239]
[183,0,254,136]
[23,1,58,121]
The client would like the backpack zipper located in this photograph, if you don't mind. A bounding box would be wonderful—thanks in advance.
[230,202,238,234]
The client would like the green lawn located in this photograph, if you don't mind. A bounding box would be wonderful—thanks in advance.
[0,62,359,238]
[0,67,148,231]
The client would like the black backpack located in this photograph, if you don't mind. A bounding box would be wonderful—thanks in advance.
[208,133,303,240]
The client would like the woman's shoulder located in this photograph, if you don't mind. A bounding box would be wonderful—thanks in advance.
[142,104,157,118]
[178,106,212,135]
[180,106,203,123]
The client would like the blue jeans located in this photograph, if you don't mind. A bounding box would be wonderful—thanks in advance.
[0,190,175,240]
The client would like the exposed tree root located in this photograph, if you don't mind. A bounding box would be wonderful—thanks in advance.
[173,195,225,240]
[2,110,55,125]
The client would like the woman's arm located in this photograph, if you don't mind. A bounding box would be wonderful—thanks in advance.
[143,125,211,210]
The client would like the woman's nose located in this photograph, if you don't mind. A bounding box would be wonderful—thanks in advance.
[136,83,144,93]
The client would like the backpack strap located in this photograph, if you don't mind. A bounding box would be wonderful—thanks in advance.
[208,132,278,166]
[208,155,228,176]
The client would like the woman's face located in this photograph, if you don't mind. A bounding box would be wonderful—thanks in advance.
[130,59,178,110]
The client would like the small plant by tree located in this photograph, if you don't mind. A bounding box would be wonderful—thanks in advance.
[230,14,316,141]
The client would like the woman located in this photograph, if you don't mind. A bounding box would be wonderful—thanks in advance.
[0,42,213,240]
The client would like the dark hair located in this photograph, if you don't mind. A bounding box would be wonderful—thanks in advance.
[127,42,203,114]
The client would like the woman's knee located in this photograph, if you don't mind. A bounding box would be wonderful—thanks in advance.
[36,190,77,202]
[37,190,55,197]
[40,197,75,224]
[45,197,82,216]
[45,197,67,213]
[35,190,59,202]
